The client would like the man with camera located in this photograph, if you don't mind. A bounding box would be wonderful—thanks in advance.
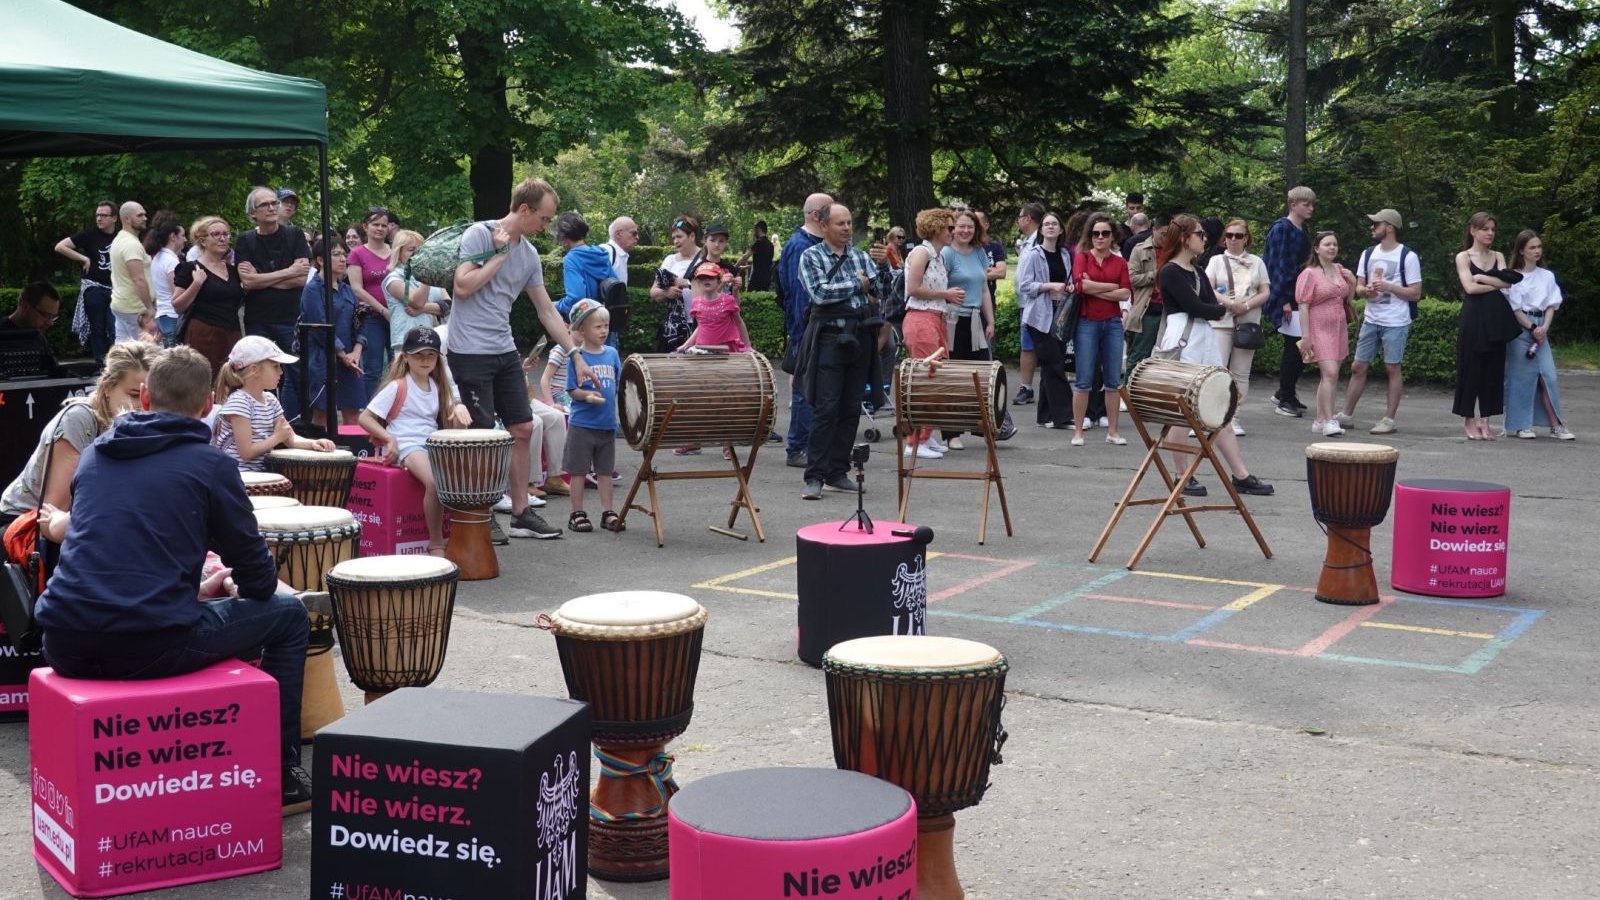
[794,203,891,501]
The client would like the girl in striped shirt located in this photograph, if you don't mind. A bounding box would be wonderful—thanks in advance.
[213,335,334,470]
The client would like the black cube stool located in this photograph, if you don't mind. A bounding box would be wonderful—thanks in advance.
[796,521,934,666]
[312,688,591,900]
[668,767,917,899]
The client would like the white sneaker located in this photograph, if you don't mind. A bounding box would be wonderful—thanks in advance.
[914,442,944,459]
[1334,412,1354,428]
[1552,427,1576,441]
[1319,420,1345,437]
[1118,399,1128,412]
[1082,417,1096,431]
[947,436,965,450]
[1369,417,1397,435]
[1097,416,1109,428]
[1311,419,1325,433]
[493,493,545,513]
[1513,428,1537,439]
[1232,419,1246,436]
[926,435,949,453]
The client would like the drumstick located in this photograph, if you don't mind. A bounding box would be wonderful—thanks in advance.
[708,526,749,541]
[920,346,947,376]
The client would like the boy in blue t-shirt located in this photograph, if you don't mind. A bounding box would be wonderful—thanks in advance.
[563,299,623,532]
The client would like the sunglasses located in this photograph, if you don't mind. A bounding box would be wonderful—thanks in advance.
[1224,232,1247,240]
[1091,230,1113,237]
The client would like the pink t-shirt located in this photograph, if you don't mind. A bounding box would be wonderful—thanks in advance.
[690,293,748,352]
[347,244,392,303]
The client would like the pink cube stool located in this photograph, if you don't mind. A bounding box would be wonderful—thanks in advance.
[348,460,438,556]
[1391,479,1511,598]
[668,768,917,899]
[1,620,45,721]
[29,662,283,897]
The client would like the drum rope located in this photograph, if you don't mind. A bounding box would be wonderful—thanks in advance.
[1312,520,1375,569]
[590,748,677,822]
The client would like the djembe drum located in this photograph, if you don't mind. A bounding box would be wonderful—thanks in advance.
[1306,442,1399,605]
[241,470,293,497]
[894,358,1007,436]
[325,555,459,704]
[265,448,358,508]
[255,505,361,739]
[618,352,775,450]
[543,591,707,882]
[1125,359,1237,432]
[824,635,1009,900]
[427,429,514,581]
[249,495,300,512]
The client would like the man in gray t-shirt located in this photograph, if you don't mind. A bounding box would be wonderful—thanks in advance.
[451,176,588,539]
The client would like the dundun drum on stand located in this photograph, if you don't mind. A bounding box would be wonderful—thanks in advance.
[254,504,361,739]
[265,448,357,508]
[895,358,1006,435]
[618,353,773,450]
[426,429,513,581]
[326,555,459,704]
[823,634,1009,900]
[1125,359,1236,431]
[544,591,707,882]
[1306,442,1398,606]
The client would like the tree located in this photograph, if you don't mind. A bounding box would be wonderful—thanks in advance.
[702,0,1192,229]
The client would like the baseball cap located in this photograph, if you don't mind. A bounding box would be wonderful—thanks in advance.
[1367,209,1403,229]
[693,262,724,280]
[568,298,605,330]
[705,223,730,237]
[277,187,299,201]
[402,326,442,354]
[228,335,297,370]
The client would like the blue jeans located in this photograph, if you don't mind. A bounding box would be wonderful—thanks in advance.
[247,321,302,423]
[1074,317,1124,391]
[82,284,114,365]
[156,315,179,348]
[42,594,309,769]
[803,331,871,483]
[1503,322,1563,431]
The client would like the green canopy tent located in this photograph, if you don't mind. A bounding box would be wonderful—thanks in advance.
[0,0,341,423]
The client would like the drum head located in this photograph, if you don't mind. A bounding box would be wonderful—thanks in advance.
[242,472,290,487]
[618,356,650,448]
[826,635,1002,671]
[249,495,301,511]
[1306,441,1399,464]
[255,504,358,533]
[428,428,513,444]
[557,591,702,627]
[269,448,354,463]
[329,555,458,582]
[1192,369,1236,429]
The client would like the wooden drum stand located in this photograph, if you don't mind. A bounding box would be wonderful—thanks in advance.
[894,353,1013,545]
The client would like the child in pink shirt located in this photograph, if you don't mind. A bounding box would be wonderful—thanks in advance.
[678,261,751,353]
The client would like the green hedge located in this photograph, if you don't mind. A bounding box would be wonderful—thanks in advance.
[511,283,787,359]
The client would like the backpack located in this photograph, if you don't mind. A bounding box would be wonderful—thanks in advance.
[881,268,909,324]
[407,221,500,289]
[1359,243,1416,320]
[599,246,630,310]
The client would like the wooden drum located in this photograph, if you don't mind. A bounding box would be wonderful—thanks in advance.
[1126,359,1237,432]
[618,352,774,451]
[241,470,293,497]
[1306,442,1399,606]
[545,591,707,882]
[427,428,514,582]
[254,505,361,740]
[824,635,1009,900]
[326,555,459,704]
[265,448,357,508]
[894,358,1007,434]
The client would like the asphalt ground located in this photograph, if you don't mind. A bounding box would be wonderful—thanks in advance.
[3,368,1597,899]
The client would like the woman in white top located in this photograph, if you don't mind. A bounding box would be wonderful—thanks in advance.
[1204,219,1269,436]
[649,215,703,351]
[1503,230,1574,440]
[900,207,963,459]
[142,213,186,347]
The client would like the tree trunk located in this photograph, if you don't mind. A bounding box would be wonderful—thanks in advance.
[881,1,936,232]
[1284,0,1307,187]
[1488,0,1517,133]
[458,28,513,220]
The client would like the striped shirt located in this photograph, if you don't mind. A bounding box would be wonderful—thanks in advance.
[213,390,284,471]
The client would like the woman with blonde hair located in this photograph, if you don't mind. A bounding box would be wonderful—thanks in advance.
[1203,219,1269,436]
[900,207,963,459]
[384,228,450,353]
[172,215,245,377]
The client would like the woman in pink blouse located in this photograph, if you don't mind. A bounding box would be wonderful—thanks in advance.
[1294,230,1357,436]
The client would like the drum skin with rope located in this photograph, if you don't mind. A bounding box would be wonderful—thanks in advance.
[1306,442,1399,605]
[824,635,1009,900]
[240,470,293,497]
[325,554,459,704]
[426,428,513,581]
[617,352,774,451]
[542,591,707,882]
[265,448,357,508]
[1125,358,1237,432]
[894,358,1007,435]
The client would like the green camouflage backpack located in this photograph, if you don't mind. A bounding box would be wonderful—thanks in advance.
[405,221,499,288]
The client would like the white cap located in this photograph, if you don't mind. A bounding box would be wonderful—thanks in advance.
[228,335,297,370]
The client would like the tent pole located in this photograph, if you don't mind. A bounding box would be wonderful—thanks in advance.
[319,142,336,432]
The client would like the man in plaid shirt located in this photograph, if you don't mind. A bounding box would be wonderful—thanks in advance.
[1263,186,1315,416]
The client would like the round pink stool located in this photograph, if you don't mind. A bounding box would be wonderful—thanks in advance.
[1391,479,1510,598]
[668,767,917,899]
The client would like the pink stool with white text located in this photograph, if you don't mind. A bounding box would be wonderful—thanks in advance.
[347,460,439,556]
[29,661,282,897]
[1391,479,1511,598]
[668,767,917,900]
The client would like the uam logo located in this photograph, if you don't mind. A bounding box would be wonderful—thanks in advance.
[535,751,581,850]
[891,554,928,635]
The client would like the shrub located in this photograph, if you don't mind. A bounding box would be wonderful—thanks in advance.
[1249,297,1464,383]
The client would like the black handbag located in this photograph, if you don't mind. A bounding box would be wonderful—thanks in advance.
[1233,321,1265,349]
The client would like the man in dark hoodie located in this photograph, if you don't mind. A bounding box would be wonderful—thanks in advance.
[556,212,623,349]
[34,345,313,815]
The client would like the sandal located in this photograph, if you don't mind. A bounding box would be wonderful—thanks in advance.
[600,510,625,533]
[567,510,594,533]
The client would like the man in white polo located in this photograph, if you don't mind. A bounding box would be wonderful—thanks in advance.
[1337,208,1421,435]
